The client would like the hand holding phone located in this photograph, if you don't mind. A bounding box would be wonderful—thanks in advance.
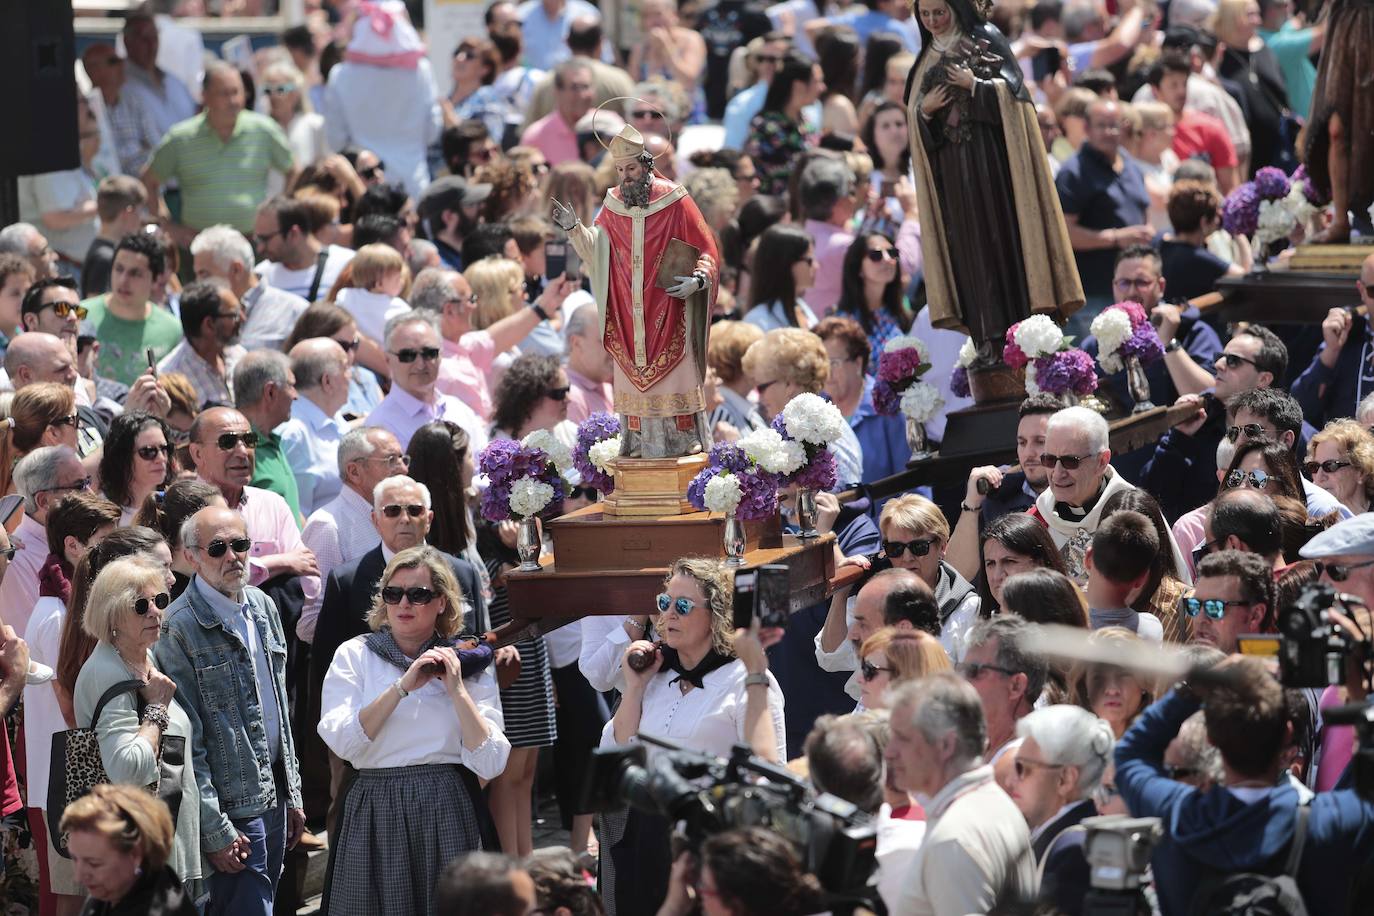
[146,348,158,378]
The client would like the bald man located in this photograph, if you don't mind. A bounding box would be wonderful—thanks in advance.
[1293,252,1374,427]
[154,506,306,913]
[280,338,351,515]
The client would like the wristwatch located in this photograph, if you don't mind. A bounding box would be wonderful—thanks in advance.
[744,673,770,690]
[393,678,411,699]
[141,703,170,732]
[1165,339,1183,354]
[530,302,551,321]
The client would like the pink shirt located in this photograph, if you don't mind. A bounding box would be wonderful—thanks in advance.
[224,484,321,609]
[1172,504,1209,580]
[519,112,579,165]
[0,514,47,635]
[803,218,856,318]
[1316,685,1356,791]
[565,366,614,424]
[437,332,497,420]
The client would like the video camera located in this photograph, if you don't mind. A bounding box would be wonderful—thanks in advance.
[1270,583,1363,688]
[579,738,879,902]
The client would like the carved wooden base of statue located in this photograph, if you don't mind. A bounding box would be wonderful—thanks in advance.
[1214,242,1374,326]
[922,362,1029,466]
[600,455,709,518]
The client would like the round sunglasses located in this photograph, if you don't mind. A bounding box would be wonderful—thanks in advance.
[133,592,170,615]
[656,593,701,615]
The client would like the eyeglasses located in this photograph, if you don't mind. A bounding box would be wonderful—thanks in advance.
[735,170,759,182]
[50,414,80,429]
[136,444,171,461]
[0,545,15,562]
[1040,452,1091,470]
[1180,596,1253,619]
[865,248,898,262]
[448,294,479,307]
[1112,277,1157,291]
[957,661,1018,679]
[212,431,258,450]
[133,592,170,615]
[334,337,361,353]
[36,476,92,496]
[391,347,441,363]
[214,311,242,322]
[195,537,252,558]
[380,503,426,519]
[252,229,282,247]
[358,162,386,180]
[1013,757,1064,780]
[1224,469,1270,490]
[34,301,88,320]
[1164,765,1199,780]
[1304,459,1352,477]
[656,593,700,615]
[262,82,297,95]
[754,54,781,65]
[381,585,438,605]
[361,453,410,470]
[882,538,934,558]
[1192,537,1223,566]
[631,109,664,120]
[1315,558,1374,582]
[1225,423,1268,443]
[1219,352,1259,370]
[860,660,892,682]
[546,386,571,401]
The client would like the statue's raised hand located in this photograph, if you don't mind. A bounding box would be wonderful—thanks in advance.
[550,198,578,232]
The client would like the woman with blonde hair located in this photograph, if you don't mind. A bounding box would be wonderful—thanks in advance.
[1305,419,1374,516]
[706,320,765,434]
[260,59,328,172]
[856,626,951,710]
[1212,0,1291,174]
[1123,101,1178,230]
[1070,627,1155,738]
[0,381,79,494]
[61,785,195,914]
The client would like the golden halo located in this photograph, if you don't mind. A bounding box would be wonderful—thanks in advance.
[591,97,676,159]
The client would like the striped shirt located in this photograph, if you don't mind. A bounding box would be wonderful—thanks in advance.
[147,111,294,233]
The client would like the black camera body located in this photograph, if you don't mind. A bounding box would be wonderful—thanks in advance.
[1276,583,1354,688]
[579,741,878,900]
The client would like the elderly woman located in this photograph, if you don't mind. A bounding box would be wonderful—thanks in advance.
[1306,419,1374,516]
[604,556,785,916]
[1070,627,1154,738]
[0,382,79,493]
[318,545,508,916]
[741,327,863,484]
[61,785,197,915]
[98,412,176,526]
[705,321,765,436]
[682,168,739,238]
[73,557,201,894]
[979,513,1070,613]
[261,59,328,174]
[857,627,951,711]
[815,316,910,484]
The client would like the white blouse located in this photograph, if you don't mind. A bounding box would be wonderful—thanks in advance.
[600,657,787,763]
[318,637,511,780]
[579,614,633,693]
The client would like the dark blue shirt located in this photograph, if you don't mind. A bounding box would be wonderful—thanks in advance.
[850,376,912,485]
[1055,144,1150,299]
[1158,237,1232,301]
[1292,310,1371,429]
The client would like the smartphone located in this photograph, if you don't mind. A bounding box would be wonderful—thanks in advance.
[565,242,582,282]
[1031,45,1062,82]
[879,178,897,198]
[146,347,158,378]
[732,565,791,629]
[0,493,23,530]
[544,239,568,281]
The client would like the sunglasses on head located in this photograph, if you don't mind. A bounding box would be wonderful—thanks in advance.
[546,386,571,401]
[865,248,898,263]
[136,443,171,461]
[133,592,170,615]
[1219,352,1259,370]
[198,537,252,558]
[0,545,16,562]
[882,538,934,558]
[1304,459,1352,477]
[1040,452,1090,470]
[656,593,700,615]
[1315,558,1374,582]
[1225,469,1270,490]
[392,347,441,363]
[1180,596,1251,619]
[382,585,438,605]
[860,660,892,682]
[1225,423,1267,443]
[213,431,258,451]
[381,503,426,519]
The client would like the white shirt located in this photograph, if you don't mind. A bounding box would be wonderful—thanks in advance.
[544,618,583,669]
[279,396,348,517]
[579,614,633,693]
[876,802,928,913]
[335,287,412,347]
[832,421,864,488]
[742,299,818,332]
[299,487,382,643]
[323,60,443,199]
[23,596,68,809]
[18,170,98,262]
[255,244,354,303]
[364,384,489,453]
[600,657,787,763]
[318,635,511,778]
[239,282,310,353]
[812,603,861,700]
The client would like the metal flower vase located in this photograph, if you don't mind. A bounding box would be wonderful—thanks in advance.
[796,488,820,539]
[1126,356,1155,413]
[905,417,933,461]
[723,511,746,567]
[516,516,542,571]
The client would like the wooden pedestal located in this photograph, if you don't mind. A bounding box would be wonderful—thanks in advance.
[547,505,782,571]
[601,454,709,518]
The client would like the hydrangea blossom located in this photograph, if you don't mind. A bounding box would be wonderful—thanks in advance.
[702,474,743,514]
[1255,197,1298,248]
[522,429,573,476]
[779,393,848,445]
[739,427,807,475]
[873,379,900,415]
[1090,308,1133,373]
[1283,183,1319,225]
[1222,183,1261,238]
[1120,323,1164,364]
[790,445,838,491]
[477,438,565,519]
[1012,314,1064,358]
[956,337,976,369]
[1003,327,1030,370]
[572,412,621,492]
[950,366,971,398]
[1254,166,1291,201]
[1293,164,1330,207]
[882,334,931,362]
[1034,348,1098,396]
[509,477,556,517]
[899,381,944,423]
[876,346,925,384]
[587,437,620,473]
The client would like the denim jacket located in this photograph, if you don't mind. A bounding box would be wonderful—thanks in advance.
[153,579,302,853]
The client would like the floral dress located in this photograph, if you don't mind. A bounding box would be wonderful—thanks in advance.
[835,304,908,370]
[745,110,815,198]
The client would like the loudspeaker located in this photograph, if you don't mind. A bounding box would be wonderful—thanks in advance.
[0,0,79,176]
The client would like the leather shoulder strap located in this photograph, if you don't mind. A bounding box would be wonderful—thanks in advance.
[89,679,146,729]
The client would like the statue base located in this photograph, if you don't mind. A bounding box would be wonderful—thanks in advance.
[968,362,1028,406]
[1285,241,1374,273]
[601,454,709,518]
[546,505,783,571]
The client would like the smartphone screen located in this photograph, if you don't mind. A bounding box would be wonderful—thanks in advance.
[544,239,568,281]
[1031,46,1061,82]
[756,564,791,628]
[0,494,23,531]
[731,569,758,630]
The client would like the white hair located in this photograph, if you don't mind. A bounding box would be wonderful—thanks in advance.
[337,426,383,477]
[1357,392,1374,427]
[1015,705,1114,796]
[13,446,79,513]
[0,223,41,255]
[189,225,255,273]
[1047,406,1110,454]
[372,474,432,510]
[1216,437,1236,472]
[383,310,438,350]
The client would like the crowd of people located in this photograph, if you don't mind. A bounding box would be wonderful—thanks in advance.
[0,0,1372,912]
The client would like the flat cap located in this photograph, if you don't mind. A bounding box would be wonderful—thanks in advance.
[417,176,492,220]
[1299,513,1374,560]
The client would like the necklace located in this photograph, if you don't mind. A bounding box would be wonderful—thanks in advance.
[116,645,149,682]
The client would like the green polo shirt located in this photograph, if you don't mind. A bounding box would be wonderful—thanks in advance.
[250,425,303,528]
[79,294,184,388]
[147,111,293,233]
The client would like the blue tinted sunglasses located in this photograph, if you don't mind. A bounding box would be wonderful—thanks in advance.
[1180,596,1252,619]
[656,593,701,615]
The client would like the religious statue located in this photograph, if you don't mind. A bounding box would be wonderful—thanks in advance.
[1304,0,1374,242]
[906,0,1084,364]
[552,123,720,459]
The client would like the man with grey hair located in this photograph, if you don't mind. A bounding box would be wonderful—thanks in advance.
[279,339,351,516]
[0,446,89,633]
[799,158,857,315]
[298,427,405,643]
[1009,705,1114,914]
[0,222,58,281]
[407,238,441,277]
[959,616,1048,780]
[1034,405,1134,582]
[191,224,309,352]
[564,302,614,423]
[233,351,302,522]
[364,312,487,450]
[157,279,247,408]
[887,674,1037,915]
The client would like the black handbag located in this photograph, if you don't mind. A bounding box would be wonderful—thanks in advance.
[46,678,187,858]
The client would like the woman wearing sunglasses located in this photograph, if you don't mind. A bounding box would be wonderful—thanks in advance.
[856,627,950,711]
[833,232,914,360]
[0,382,79,495]
[1305,419,1374,517]
[73,557,203,897]
[1069,627,1154,739]
[318,545,508,916]
[1221,439,1306,500]
[99,411,178,526]
[490,353,577,451]
[602,556,784,916]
